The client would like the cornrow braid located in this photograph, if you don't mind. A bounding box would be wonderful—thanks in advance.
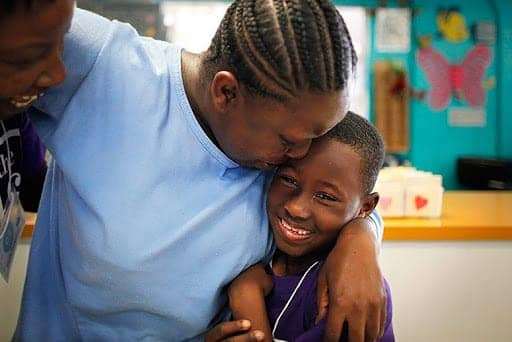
[205,0,357,102]
[305,0,335,89]
[288,0,319,89]
[273,0,305,91]
[317,0,357,88]
[233,2,286,100]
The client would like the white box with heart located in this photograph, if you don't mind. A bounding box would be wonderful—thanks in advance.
[404,184,444,218]
[374,167,444,218]
[374,181,405,217]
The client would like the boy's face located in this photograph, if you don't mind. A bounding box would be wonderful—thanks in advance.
[267,137,367,258]
[0,0,74,119]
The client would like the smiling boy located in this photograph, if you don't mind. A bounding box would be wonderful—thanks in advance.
[228,112,394,341]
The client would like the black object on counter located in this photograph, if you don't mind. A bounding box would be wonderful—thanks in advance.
[457,157,512,190]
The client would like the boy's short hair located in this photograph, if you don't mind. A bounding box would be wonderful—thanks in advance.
[1,0,54,14]
[326,111,385,194]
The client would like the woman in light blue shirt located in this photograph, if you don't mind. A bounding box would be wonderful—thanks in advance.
[0,0,386,341]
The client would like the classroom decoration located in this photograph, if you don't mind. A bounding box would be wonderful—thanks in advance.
[374,61,410,153]
[374,167,444,218]
[375,8,411,53]
[417,35,433,49]
[472,22,496,46]
[417,44,491,110]
[483,76,496,90]
[448,107,486,127]
[436,7,469,43]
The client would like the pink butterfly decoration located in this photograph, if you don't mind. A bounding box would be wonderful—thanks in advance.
[417,44,491,110]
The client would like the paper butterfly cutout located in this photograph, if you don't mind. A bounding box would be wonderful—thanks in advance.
[417,44,491,110]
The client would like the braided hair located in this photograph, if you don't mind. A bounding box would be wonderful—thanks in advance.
[205,0,357,102]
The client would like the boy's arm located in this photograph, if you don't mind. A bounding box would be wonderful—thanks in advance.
[228,264,274,342]
[317,214,387,342]
[205,320,264,342]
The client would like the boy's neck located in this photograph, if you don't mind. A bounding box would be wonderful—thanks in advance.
[273,250,325,276]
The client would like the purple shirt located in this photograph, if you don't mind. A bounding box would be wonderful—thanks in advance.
[0,113,47,212]
[266,262,394,341]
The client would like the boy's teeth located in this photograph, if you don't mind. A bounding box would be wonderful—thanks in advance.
[281,218,311,236]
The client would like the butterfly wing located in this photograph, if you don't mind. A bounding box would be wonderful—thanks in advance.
[417,47,452,110]
[462,44,491,107]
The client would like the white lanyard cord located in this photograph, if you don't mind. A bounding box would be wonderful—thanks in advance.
[271,260,320,337]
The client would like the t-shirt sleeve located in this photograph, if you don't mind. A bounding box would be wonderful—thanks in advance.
[33,9,115,121]
[369,209,384,245]
[380,278,395,342]
[28,7,161,157]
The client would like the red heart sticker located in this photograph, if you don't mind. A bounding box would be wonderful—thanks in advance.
[380,197,392,210]
[415,195,428,210]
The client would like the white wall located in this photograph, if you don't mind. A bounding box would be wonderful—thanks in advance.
[2,241,512,342]
[0,241,30,342]
[381,241,512,342]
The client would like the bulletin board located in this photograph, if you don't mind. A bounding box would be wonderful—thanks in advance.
[374,61,410,153]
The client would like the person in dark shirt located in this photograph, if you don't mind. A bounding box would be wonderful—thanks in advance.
[0,0,66,212]
[0,112,47,212]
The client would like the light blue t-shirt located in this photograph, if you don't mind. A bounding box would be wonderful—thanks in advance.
[16,9,383,341]
[16,9,272,341]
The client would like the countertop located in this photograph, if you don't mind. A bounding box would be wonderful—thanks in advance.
[21,191,512,241]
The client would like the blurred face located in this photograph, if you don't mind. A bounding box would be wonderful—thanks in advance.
[214,88,349,170]
[267,137,367,258]
[0,0,74,119]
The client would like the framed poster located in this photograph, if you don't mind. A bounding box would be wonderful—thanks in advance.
[376,8,411,53]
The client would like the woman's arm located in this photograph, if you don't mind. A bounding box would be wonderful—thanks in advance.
[317,216,387,342]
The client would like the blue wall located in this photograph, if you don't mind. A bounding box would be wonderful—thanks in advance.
[410,0,498,189]
[494,0,512,158]
[338,0,511,189]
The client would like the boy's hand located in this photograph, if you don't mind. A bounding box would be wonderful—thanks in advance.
[316,218,387,342]
[205,320,265,342]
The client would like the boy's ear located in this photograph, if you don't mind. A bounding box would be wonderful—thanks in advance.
[358,192,379,218]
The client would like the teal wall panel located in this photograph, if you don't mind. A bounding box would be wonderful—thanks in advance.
[336,0,509,189]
